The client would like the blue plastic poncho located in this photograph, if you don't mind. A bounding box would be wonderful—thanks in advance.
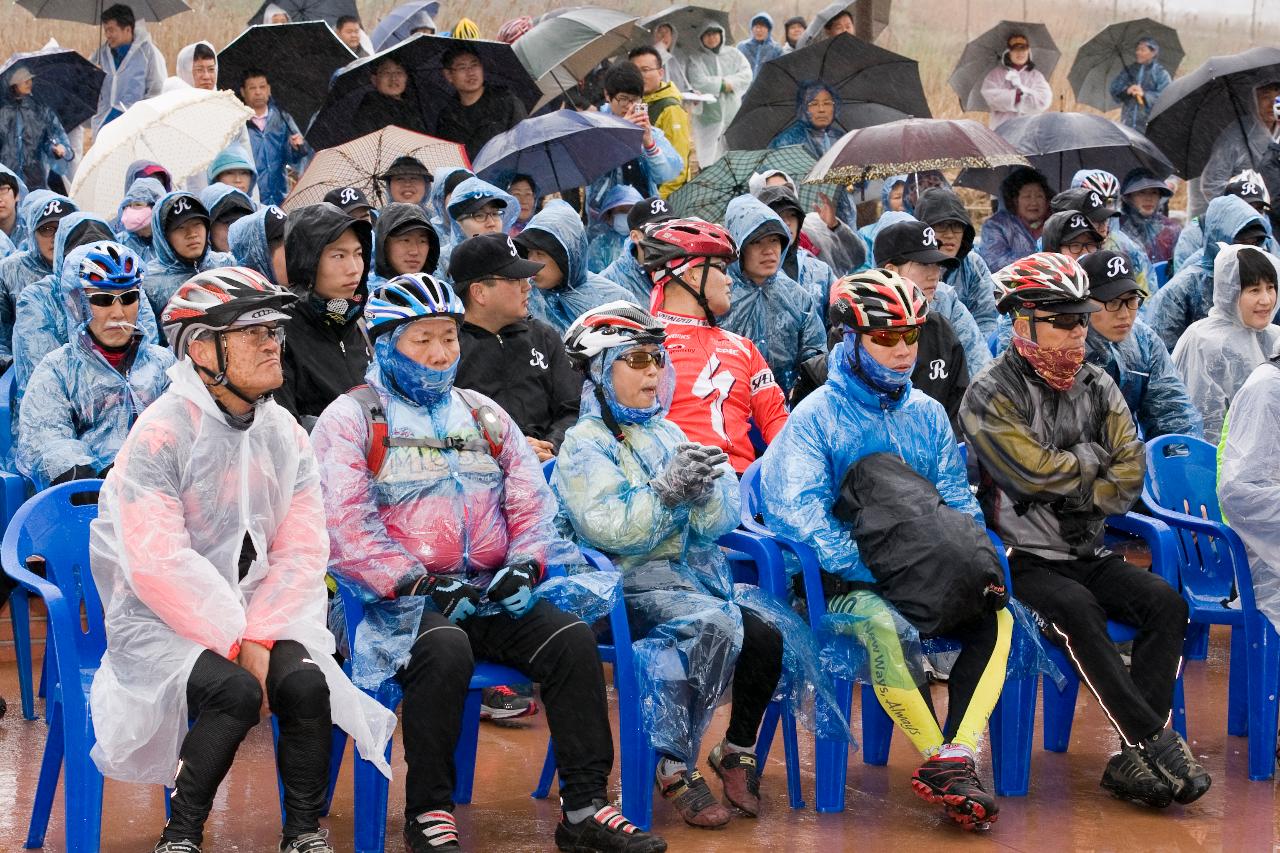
[228,206,285,285]
[437,175,517,276]
[520,201,640,334]
[720,194,825,394]
[0,190,73,364]
[737,13,785,76]
[600,238,654,305]
[553,341,846,760]
[586,108,683,216]
[16,244,174,489]
[978,208,1040,273]
[0,82,74,191]
[767,81,845,160]
[1145,195,1268,352]
[1108,51,1171,133]
[586,184,641,274]
[427,166,473,236]
[245,102,310,207]
[114,177,165,262]
[143,191,236,318]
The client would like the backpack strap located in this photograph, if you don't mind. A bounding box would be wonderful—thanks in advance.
[646,95,681,128]
[348,385,390,476]
[347,385,497,478]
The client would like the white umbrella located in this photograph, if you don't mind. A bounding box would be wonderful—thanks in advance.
[70,88,252,217]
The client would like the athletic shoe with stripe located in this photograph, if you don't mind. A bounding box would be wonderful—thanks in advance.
[404,809,462,852]
[554,802,668,852]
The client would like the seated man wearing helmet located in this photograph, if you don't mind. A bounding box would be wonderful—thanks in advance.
[309,274,666,853]
[960,252,1210,810]
[761,270,1014,831]
[90,268,396,853]
[639,217,789,473]
[16,241,173,489]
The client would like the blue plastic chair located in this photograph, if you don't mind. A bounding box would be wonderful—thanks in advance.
[1142,434,1276,779]
[1152,260,1170,289]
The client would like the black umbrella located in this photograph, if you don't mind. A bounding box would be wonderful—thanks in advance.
[724,33,929,151]
[306,34,542,150]
[639,5,732,46]
[16,0,188,23]
[1145,47,1280,179]
[1069,18,1183,113]
[218,22,355,128]
[247,0,356,27]
[953,112,1174,195]
[0,47,104,129]
[795,0,892,49]
[949,21,1059,112]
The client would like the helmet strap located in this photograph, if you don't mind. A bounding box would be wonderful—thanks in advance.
[192,331,271,407]
[594,382,627,443]
[669,259,718,326]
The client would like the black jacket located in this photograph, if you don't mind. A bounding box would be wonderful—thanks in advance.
[373,203,440,278]
[435,86,527,161]
[455,318,579,449]
[277,202,374,424]
[914,188,977,262]
[351,90,428,139]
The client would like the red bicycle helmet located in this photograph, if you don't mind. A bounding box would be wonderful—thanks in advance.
[829,269,928,330]
[993,251,1091,315]
[638,217,737,323]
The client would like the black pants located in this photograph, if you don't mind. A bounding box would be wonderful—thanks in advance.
[724,609,785,748]
[397,600,612,819]
[1010,550,1188,746]
[934,610,1000,743]
[163,641,331,845]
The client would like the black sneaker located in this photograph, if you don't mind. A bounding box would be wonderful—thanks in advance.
[910,754,999,830]
[1139,728,1212,805]
[479,684,539,721]
[280,829,333,852]
[404,809,462,852]
[555,803,668,852]
[1100,746,1174,808]
[154,841,201,853]
[707,742,761,817]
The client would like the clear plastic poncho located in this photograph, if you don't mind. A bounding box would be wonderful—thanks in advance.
[88,359,397,784]
[1172,244,1280,443]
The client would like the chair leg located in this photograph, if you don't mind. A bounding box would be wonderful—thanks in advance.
[325,726,347,816]
[9,588,35,721]
[1172,674,1188,740]
[1183,623,1210,661]
[779,703,805,809]
[754,701,781,771]
[1042,671,1080,753]
[64,738,104,853]
[989,675,1037,797]
[452,688,483,805]
[532,738,556,799]
[1228,626,1249,737]
[814,679,854,813]
[860,684,893,766]
[353,741,392,853]
[1246,622,1280,781]
[25,699,64,848]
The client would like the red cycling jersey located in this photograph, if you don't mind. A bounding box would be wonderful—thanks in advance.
[656,309,789,473]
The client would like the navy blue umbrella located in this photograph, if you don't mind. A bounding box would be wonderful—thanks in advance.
[0,47,104,129]
[472,109,644,195]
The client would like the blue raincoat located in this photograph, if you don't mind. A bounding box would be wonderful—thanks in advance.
[114,177,165,263]
[14,217,161,394]
[737,13,785,77]
[245,102,310,207]
[90,31,166,131]
[228,206,286,285]
[16,244,173,489]
[855,176,907,252]
[586,184,641,273]
[0,190,72,364]
[0,164,30,249]
[0,87,73,191]
[1108,58,1171,133]
[720,195,825,394]
[199,181,256,218]
[790,246,836,310]
[768,81,845,160]
[978,208,1039,273]
[520,201,640,334]
[943,254,998,338]
[553,341,842,760]
[1145,195,1268,352]
[1172,215,1277,274]
[600,238,654,304]
[437,176,518,277]
[1086,319,1202,440]
[586,106,683,217]
[427,166,473,236]
[143,191,236,319]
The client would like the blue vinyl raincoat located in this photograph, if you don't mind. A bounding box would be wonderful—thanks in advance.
[767,81,845,160]
[1086,319,1202,440]
[143,191,235,319]
[427,166,473,236]
[437,176,517,277]
[520,201,640,334]
[245,102,310,207]
[0,84,74,191]
[719,195,825,394]
[855,176,907,252]
[1108,57,1171,133]
[0,190,71,364]
[737,13,785,77]
[600,238,654,305]
[114,177,165,262]
[978,208,1040,273]
[586,184,642,274]
[228,206,286,285]
[16,245,174,489]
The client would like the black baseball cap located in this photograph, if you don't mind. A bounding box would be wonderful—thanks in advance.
[1051,211,1103,245]
[379,156,433,183]
[1233,221,1270,246]
[323,186,374,215]
[448,233,544,285]
[1052,187,1113,224]
[1079,250,1140,303]
[627,195,675,231]
[263,205,288,243]
[873,220,959,269]
[1225,173,1271,211]
[449,192,507,220]
[756,185,806,223]
[160,194,210,231]
[33,196,76,230]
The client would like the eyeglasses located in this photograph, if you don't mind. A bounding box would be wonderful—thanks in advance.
[1008,41,1030,50]
[1033,312,1091,330]
[446,62,482,74]
[461,210,503,224]
[610,94,641,110]
[35,222,59,236]
[230,324,285,345]
[618,350,666,369]
[865,327,922,347]
[375,69,407,81]
[1062,240,1101,254]
[86,288,141,308]
[932,222,966,237]
[634,64,662,74]
[1101,294,1144,312]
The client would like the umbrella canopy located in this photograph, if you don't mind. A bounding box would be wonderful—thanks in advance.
[1146,47,1280,179]
[70,87,252,216]
[639,5,732,47]
[806,118,1028,185]
[472,109,644,196]
[953,111,1174,195]
[515,7,646,110]
[307,33,541,150]
[247,0,356,27]
[949,21,1060,112]
[0,45,104,130]
[1069,18,1183,113]
[17,0,188,23]
[218,22,355,127]
[795,0,892,49]
[667,145,844,223]
[724,34,929,151]
[370,1,442,52]
[284,126,468,211]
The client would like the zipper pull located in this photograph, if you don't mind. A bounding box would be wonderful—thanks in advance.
[339,340,346,354]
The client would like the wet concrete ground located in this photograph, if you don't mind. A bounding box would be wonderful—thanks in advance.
[0,626,1276,852]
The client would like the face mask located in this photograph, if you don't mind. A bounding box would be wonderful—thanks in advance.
[596,347,665,425]
[120,205,152,233]
[611,213,630,236]
[846,330,914,398]
[1011,327,1086,391]
[376,327,458,408]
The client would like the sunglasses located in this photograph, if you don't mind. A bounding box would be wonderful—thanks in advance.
[1101,294,1144,312]
[618,350,666,369]
[1034,312,1091,330]
[87,288,141,308]
[866,327,921,347]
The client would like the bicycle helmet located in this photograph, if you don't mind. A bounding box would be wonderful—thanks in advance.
[79,241,144,290]
[639,217,737,324]
[1073,169,1121,211]
[829,269,928,331]
[993,252,1093,316]
[366,273,463,340]
[564,300,666,368]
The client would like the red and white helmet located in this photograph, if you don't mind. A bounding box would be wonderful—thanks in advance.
[163,266,296,357]
[564,300,666,367]
[638,217,738,286]
[993,252,1091,315]
[829,269,928,330]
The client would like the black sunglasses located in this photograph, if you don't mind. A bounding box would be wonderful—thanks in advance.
[87,289,142,308]
[1034,312,1091,330]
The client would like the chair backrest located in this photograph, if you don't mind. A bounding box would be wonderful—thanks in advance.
[1153,260,1170,289]
[1144,434,1233,600]
[2,479,104,664]
[739,458,767,533]
[0,366,14,461]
